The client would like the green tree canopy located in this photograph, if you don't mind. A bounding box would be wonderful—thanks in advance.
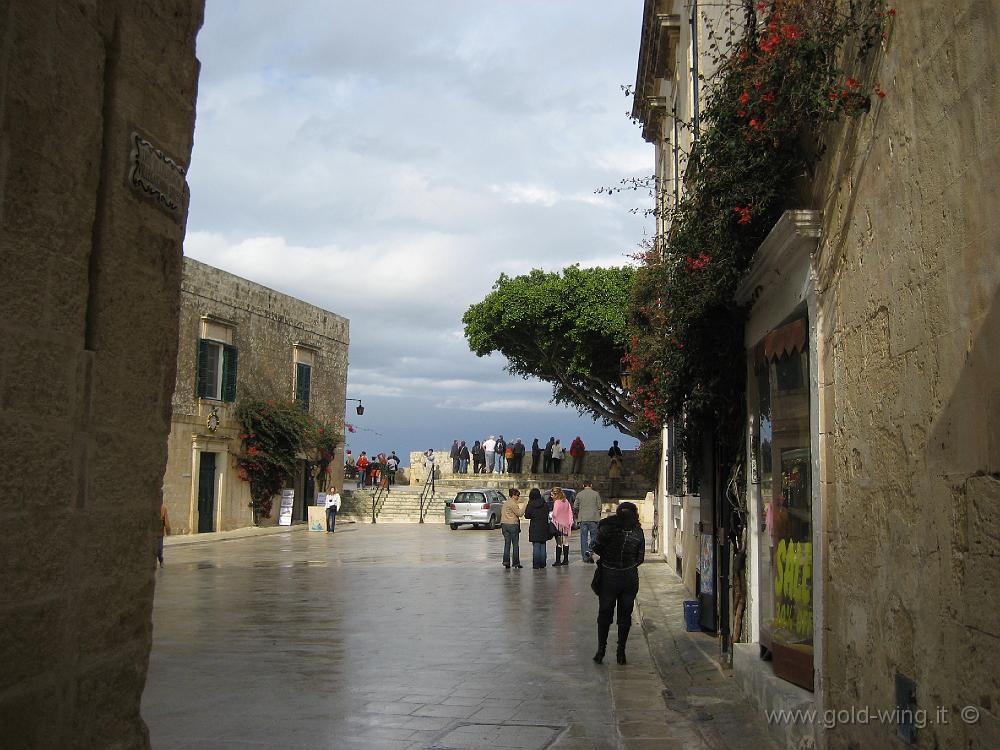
[463,265,644,438]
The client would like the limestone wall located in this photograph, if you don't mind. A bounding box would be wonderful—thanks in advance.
[813,2,1000,746]
[161,258,349,533]
[0,1,203,746]
[407,449,641,482]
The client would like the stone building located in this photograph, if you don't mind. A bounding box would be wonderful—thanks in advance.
[162,258,349,533]
[0,1,204,746]
[633,1,1000,748]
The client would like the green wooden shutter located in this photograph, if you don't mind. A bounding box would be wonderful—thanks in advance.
[222,345,238,402]
[197,339,213,398]
[295,362,311,408]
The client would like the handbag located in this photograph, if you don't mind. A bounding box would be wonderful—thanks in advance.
[547,521,559,539]
[590,561,604,595]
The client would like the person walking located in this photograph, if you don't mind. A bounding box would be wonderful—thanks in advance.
[155,501,171,567]
[450,440,460,474]
[531,438,542,474]
[543,437,555,473]
[495,435,507,473]
[325,486,342,532]
[590,502,645,664]
[458,441,470,474]
[551,440,565,474]
[523,488,549,569]
[550,487,574,567]
[570,436,586,475]
[500,488,525,569]
[574,480,602,562]
[484,435,497,473]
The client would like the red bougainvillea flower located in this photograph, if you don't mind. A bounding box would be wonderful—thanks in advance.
[734,205,753,224]
[845,77,860,89]
[737,109,747,117]
[684,253,712,272]
[828,90,840,101]
[738,48,749,62]
[875,84,887,99]
[762,91,775,103]
[739,91,751,105]
[781,24,801,40]
[756,1,766,10]
[346,423,356,433]
[759,33,780,54]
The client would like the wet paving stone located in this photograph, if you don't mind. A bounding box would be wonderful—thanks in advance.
[142,525,723,748]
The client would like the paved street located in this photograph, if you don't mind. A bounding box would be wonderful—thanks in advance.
[143,525,774,749]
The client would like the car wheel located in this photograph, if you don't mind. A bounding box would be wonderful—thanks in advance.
[486,516,496,530]
[450,523,459,530]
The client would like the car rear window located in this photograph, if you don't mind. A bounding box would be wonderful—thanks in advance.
[454,492,487,504]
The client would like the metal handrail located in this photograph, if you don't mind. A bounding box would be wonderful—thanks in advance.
[370,484,389,523]
[417,469,436,523]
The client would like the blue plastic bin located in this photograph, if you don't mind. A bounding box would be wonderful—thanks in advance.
[683,600,700,632]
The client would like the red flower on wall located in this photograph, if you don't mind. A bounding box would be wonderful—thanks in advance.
[734,205,753,224]
[781,24,801,40]
[739,91,751,105]
[762,91,775,103]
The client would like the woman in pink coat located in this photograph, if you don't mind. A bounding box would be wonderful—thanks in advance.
[551,487,574,566]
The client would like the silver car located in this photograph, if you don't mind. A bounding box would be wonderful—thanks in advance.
[446,489,505,530]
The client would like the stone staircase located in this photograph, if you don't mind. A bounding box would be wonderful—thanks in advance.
[341,471,653,524]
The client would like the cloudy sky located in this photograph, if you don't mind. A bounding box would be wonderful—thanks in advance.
[186,1,651,465]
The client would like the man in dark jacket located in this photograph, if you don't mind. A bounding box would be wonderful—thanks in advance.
[543,437,555,473]
[590,502,644,665]
[530,438,542,474]
[522,488,550,569]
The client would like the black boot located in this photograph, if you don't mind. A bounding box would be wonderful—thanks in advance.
[594,622,610,663]
[617,624,630,664]
[562,545,570,565]
[554,545,563,566]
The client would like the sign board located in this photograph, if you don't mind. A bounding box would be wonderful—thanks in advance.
[277,489,295,526]
[128,132,187,213]
[307,506,326,532]
[316,492,327,507]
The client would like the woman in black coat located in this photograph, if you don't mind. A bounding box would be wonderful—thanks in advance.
[530,438,542,474]
[522,488,550,569]
[590,502,645,664]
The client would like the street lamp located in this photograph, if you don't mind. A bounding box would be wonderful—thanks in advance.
[347,398,364,416]
[620,361,632,391]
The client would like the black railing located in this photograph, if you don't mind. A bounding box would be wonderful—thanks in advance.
[370,485,389,523]
[418,470,436,523]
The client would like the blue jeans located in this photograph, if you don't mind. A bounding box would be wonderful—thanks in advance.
[532,541,547,568]
[579,521,598,560]
[326,507,338,532]
[501,525,520,566]
[497,455,506,473]
[458,458,468,474]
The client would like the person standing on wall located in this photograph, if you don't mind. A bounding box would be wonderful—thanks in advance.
[543,437,555,473]
[424,449,436,491]
[608,440,623,459]
[458,441,470,474]
[155,501,171,567]
[530,438,542,474]
[590,501,645,665]
[450,440,460,474]
[484,435,497,473]
[472,440,484,474]
[523,488,549,569]
[386,452,399,485]
[325,486,342,533]
[495,435,507,473]
[355,451,369,490]
[512,439,525,474]
[551,439,565,474]
[500,488,525,569]
[574,480,602,563]
[570,436,586,475]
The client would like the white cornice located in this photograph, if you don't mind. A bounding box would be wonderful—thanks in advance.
[736,210,822,305]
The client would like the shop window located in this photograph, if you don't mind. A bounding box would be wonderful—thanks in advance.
[753,316,813,691]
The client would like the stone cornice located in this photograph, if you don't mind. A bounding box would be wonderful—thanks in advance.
[736,210,822,306]
[633,1,681,143]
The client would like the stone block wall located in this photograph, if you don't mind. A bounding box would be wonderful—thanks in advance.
[408,448,641,482]
[0,1,203,747]
[813,2,1000,746]
[162,258,349,533]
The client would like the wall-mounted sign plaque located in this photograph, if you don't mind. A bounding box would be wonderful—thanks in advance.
[128,132,187,212]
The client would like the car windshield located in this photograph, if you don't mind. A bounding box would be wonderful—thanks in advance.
[454,492,486,504]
